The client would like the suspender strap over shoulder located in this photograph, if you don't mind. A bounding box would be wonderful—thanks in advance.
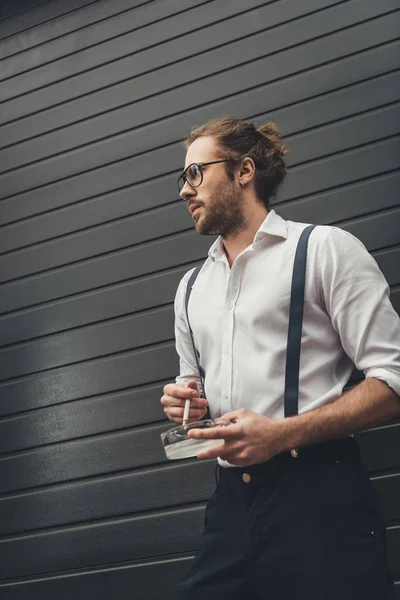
[284,225,316,417]
[185,264,206,397]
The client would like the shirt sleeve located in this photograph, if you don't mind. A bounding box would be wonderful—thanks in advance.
[319,227,400,397]
[174,268,203,391]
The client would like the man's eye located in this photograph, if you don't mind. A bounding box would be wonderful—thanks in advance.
[189,164,201,178]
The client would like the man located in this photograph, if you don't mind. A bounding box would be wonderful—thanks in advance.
[160,117,400,599]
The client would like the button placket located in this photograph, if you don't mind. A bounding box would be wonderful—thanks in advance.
[221,266,238,413]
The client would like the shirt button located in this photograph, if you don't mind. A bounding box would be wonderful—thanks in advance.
[224,347,230,355]
[223,392,229,399]
[227,303,234,311]
[242,473,251,484]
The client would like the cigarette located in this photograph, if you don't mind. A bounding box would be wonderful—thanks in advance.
[182,399,190,426]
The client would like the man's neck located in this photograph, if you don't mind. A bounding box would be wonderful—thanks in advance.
[222,208,269,268]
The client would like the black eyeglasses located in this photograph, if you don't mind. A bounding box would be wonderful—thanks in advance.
[178,159,230,193]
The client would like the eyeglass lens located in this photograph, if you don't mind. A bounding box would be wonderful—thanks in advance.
[179,163,202,191]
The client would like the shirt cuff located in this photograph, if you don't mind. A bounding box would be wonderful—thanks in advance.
[365,368,400,397]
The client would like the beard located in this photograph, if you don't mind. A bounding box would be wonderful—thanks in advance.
[195,180,247,238]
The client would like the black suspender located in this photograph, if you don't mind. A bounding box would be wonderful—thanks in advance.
[184,224,316,417]
[185,264,206,398]
[284,225,316,417]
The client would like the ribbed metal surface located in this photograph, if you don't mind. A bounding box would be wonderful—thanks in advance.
[0,0,399,597]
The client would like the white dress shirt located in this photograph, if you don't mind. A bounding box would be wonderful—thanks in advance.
[174,209,400,427]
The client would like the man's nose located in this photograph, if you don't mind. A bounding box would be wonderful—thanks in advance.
[179,180,196,202]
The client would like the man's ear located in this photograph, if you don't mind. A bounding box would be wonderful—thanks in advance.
[238,157,256,187]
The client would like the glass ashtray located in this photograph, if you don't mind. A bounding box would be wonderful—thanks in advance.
[161,418,229,460]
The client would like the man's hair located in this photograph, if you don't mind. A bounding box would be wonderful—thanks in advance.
[184,116,287,208]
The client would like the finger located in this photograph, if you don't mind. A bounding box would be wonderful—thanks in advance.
[186,380,201,395]
[163,384,199,400]
[188,423,239,441]
[161,395,208,409]
[164,406,207,420]
[197,442,227,461]
[167,415,185,424]
[221,410,243,423]
[197,444,245,463]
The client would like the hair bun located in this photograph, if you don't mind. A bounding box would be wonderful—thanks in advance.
[257,121,280,138]
[257,121,286,158]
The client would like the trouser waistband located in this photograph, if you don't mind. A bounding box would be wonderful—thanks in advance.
[215,437,360,485]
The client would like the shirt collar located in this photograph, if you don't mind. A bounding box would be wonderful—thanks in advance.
[208,209,288,261]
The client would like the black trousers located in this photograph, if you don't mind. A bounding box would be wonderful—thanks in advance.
[177,438,393,599]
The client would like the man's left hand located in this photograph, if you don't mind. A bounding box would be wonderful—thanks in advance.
[187,408,286,465]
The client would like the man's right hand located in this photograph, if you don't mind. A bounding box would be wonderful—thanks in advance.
[161,380,208,424]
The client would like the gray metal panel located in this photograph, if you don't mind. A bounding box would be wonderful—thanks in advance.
[1,40,399,223]
[1,34,398,158]
[1,70,399,217]
[0,265,191,346]
[0,232,210,315]
[277,171,400,224]
[2,11,400,200]
[0,1,50,23]
[1,128,399,282]
[0,461,215,535]
[0,0,207,63]
[0,203,191,283]
[1,70,399,206]
[1,0,388,108]
[1,3,398,140]
[0,506,205,580]
[0,423,169,494]
[0,343,179,416]
[0,0,399,595]
[0,265,191,347]
[0,0,277,77]
[0,0,100,39]
[0,382,170,453]
[0,558,192,600]
[0,306,175,381]
[356,424,400,473]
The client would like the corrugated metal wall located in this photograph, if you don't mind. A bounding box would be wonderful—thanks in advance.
[0,0,399,598]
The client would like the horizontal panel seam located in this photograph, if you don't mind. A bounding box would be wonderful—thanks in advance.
[0,257,202,318]
[1,79,399,179]
[0,337,176,386]
[0,340,175,390]
[0,0,354,101]
[277,167,400,207]
[0,0,177,60]
[0,226,194,287]
[1,4,397,133]
[0,0,105,41]
[0,457,204,496]
[1,112,399,213]
[1,45,398,155]
[0,378,174,421]
[0,420,171,461]
[0,552,195,587]
[0,501,205,542]
[0,300,175,351]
